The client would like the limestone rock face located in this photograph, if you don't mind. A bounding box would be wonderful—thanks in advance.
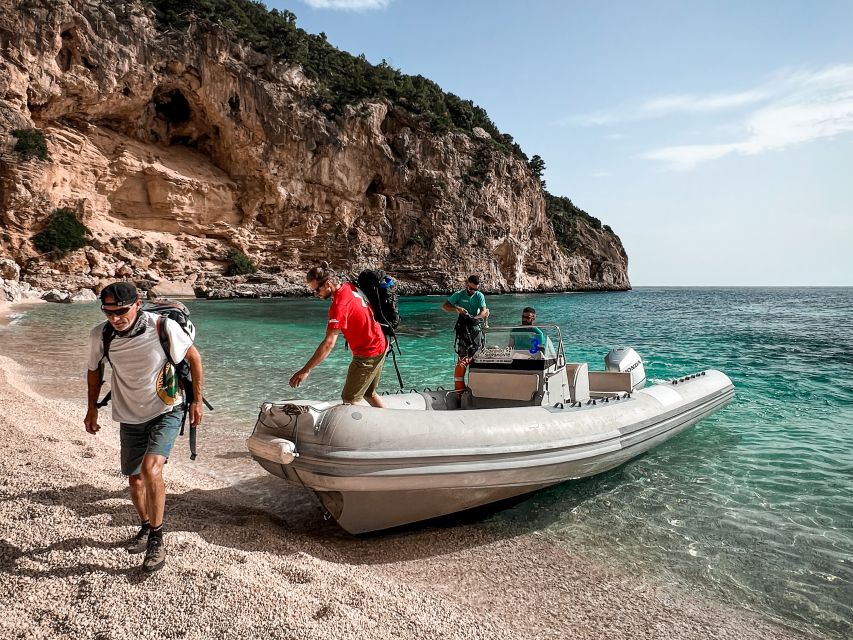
[0,277,41,302]
[0,0,630,297]
[0,258,19,281]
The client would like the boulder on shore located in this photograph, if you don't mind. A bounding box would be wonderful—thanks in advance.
[149,280,197,299]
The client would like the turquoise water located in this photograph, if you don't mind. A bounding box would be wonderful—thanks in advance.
[1,288,851,638]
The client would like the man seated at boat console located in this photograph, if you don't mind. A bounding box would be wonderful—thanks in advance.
[508,307,547,354]
[473,324,562,362]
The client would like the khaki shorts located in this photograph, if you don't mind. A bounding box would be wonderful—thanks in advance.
[342,353,387,403]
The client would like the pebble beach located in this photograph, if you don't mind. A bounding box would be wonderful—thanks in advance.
[0,301,811,640]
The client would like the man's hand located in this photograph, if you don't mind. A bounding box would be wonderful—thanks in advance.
[290,328,337,389]
[290,368,310,388]
[456,306,468,315]
[189,400,204,427]
[84,407,100,434]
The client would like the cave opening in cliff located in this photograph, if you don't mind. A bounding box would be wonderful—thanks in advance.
[366,176,384,195]
[57,29,75,72]
[170,135,194,147]
[154,89,191,125]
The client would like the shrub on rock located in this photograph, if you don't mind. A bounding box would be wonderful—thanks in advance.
[32,208,90,256]
[11,128,50,161]
[225,249,256,276]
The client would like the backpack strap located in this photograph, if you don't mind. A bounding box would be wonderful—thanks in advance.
[155,316,174,365]
[156,316,208,461]
[387,342,404,390]
[96,324,116,408]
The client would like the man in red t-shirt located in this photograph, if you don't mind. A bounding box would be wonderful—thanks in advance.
[289,265,387,407]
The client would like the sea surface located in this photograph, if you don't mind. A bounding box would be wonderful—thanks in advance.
[2,287,851,638]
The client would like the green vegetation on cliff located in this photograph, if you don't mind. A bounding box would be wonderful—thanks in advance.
[32,208,89,255]
[147,0,525,158]
[225,249,256,276]
[545,193,611,253]
[11,128,49,161]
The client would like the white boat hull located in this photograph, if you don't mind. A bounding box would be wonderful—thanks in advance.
[247,370,734,533]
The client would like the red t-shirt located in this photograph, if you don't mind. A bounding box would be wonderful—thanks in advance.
[328,283,387,357]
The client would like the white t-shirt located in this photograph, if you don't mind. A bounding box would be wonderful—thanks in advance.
[88,311,194,424]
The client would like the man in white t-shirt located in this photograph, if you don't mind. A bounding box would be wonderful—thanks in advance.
[84,282,204,573]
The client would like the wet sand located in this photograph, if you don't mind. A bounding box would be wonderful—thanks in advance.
[0,301,809,640]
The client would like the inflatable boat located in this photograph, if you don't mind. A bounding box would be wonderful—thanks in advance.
[246,326,734,534]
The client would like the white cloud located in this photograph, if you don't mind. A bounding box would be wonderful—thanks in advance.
[641,90,767,115]
[552,111,617,127]
[560,89,768,127]
[301,0,391,10]
[643,64,853,169]
[642,143,740,170]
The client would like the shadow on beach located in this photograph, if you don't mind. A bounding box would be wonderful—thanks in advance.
[4,464,628,577]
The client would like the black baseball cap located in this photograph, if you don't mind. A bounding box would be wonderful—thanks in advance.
[100,282,139,306]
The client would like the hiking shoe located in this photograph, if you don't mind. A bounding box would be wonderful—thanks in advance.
[125,526,149,554]
[142,535,166,572]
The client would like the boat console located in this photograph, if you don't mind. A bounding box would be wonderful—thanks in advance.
[458,326,647,408]
[462,325,570,409]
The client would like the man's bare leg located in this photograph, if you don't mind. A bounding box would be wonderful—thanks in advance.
[365,393,385,408]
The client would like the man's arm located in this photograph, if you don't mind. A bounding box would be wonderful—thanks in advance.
[473,293,489,319]
[442,293,468,315]
[84,368,102,434]
[184,345,204,427]
[289,327,341,388]
[442,301,468,315]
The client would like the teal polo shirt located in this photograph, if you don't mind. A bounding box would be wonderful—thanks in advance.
[447,289,487,317]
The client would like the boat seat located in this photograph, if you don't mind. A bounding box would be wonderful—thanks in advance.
[465,370,543,408]
[565,363,590,403]
[588,371,634,394]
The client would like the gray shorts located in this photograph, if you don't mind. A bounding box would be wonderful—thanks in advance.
[120,409,183,476]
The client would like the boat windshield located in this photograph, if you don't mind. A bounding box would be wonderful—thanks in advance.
[476,324,563,364]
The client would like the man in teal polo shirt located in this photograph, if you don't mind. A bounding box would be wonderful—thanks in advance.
[442,275,490,390]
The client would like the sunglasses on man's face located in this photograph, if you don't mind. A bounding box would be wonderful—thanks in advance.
[101,305,133,317]
[466,285,478,292]
[309,281,326,294]
[522,315,536,321]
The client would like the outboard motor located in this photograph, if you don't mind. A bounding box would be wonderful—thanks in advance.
[605,347,646,390]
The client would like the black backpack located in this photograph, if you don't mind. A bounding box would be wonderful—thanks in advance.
[454,314,486,359]
[355,269,401,336]
[353,269,405,389]
[97,299,212,460]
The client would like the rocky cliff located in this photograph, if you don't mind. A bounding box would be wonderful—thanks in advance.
[0,0,630,300]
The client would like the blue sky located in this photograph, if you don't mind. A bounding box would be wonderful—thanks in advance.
[269,0,853,286]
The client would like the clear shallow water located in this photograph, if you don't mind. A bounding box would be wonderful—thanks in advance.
[1,288,851,638]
